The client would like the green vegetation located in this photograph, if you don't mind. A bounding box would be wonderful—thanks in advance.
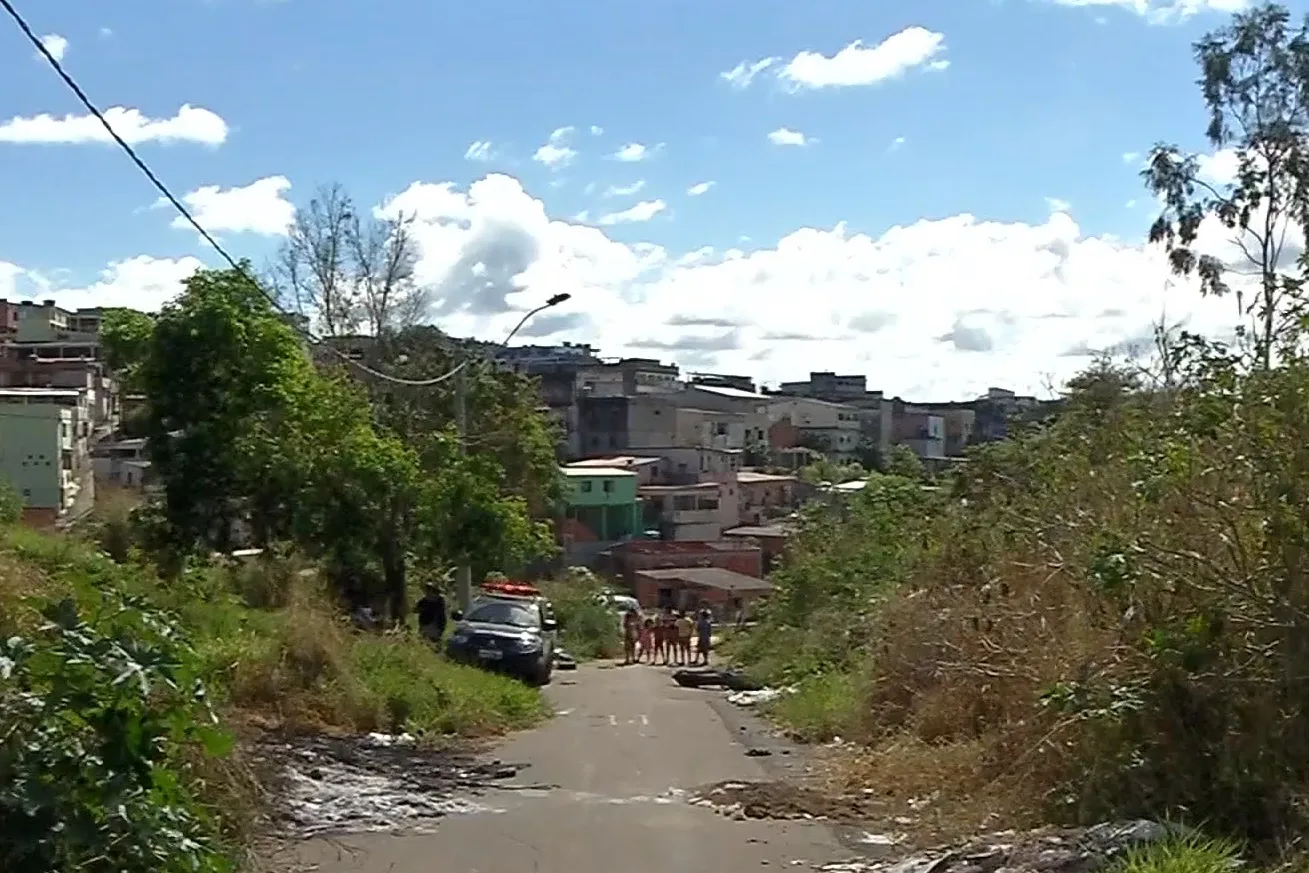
[0,521,546,871]
[1108,836,1244,873]
[729,3,1309,858]
[5,231,563,863]
[542,568,622,661]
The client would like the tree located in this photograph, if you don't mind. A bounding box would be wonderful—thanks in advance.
[884,444,925,480]
[1143,2,1309,369]
[272,183,430,338]
[100,308,156,393]
[139,265,314,555]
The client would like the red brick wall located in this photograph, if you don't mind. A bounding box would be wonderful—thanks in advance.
[632,573,769,615]
[20,506,58,529]
[612,541,762,580]
[769,416,798,449]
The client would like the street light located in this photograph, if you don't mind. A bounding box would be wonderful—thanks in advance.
[453,292,572,611]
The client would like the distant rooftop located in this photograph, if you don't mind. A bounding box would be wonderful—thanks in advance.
[560,466,638,478]
[635,566,773,593]
[686,384,768,400]
[0,387,81,398]
[736,471,798,484]
[567,456,661,469]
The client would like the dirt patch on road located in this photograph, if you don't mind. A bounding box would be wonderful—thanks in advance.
[690,779,882,824]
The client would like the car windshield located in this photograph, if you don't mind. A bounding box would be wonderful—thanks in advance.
[465,601,540,629]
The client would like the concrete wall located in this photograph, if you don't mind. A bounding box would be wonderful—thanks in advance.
[0,404,70,510]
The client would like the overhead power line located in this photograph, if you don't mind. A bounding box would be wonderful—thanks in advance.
[0,0,567,387]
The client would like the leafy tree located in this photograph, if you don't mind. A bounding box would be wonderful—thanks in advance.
[1144,2,1309,368]
[884,444,925,480]
[138,265,313,555]
[99,307,156,393]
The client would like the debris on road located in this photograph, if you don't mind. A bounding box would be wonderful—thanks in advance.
[260,733,527,838]
[672,667,762,691]
[814,821,1179,873]
[690,779,880,823]
[727,686,795,707]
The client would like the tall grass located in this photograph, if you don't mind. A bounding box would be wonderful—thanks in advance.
[732,357,1309,853]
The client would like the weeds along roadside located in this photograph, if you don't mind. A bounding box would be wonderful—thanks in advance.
[729,358,1309,859]
[0,521,548,872]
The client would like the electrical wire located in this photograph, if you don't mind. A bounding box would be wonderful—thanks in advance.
[0,0,566,387]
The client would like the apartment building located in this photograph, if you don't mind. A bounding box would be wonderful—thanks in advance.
[0,388,94,525]
[638,481,732,541]
[767,396,862,460]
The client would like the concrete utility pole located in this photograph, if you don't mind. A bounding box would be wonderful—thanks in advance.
[452,292,572,614]
[454,363,473,612]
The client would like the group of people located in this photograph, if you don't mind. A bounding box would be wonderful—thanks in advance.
[622,607,713,667]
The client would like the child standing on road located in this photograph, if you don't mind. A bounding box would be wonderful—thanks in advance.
[675,611,694,666]
[640,617,655,663]
[622,609,640,665]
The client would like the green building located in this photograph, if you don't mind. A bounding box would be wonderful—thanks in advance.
[560,466,643,541]
[0,394,80,519]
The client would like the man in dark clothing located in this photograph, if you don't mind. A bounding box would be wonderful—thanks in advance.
[416,583,447,644]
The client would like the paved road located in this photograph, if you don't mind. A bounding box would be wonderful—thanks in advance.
[290,662,848,872]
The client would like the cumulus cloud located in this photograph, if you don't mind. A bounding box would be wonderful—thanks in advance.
[160,176,295,236]
[687,181,715,196]
[24,168,1257,400]
[724,27,948,92]
[768,128,812,147]
[12,256,206,312]
[0,104,229,146]
[532,126,577,169]
[598,199,667,225]
[38,33,68,61]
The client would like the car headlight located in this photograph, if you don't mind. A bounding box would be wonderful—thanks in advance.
[448,633,469,645]
[515,634,542,651]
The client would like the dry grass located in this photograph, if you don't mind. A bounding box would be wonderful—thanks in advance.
[808,563,1119,841]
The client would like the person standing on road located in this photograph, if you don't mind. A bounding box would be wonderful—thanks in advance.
[675,611,694,666]
[640,617,656,663]
[695,609,713,665]
[416,583,447,645]
[622,608,640,665]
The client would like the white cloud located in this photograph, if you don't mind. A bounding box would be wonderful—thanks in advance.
[15,256,206,312]
[1197,147,1241,185]
[599,199,668,225]
[38,34,68,61]
[768,128,812,147]
[726,28,948,92]
[1044,0,1250,24]
[532,126,578,169]
[612,142,662,162]
[1046,197,1072,213]
[590,125,604,136]
[0,104,229,146]
[99,27,113,39]
[161,176,295,236]
[721,57,779,89]
[1122,151,1141,164]
[604,180,646,198]
[24,165,1258,400]
[890,136,907,151]
[687,181,715,197]
[464,140,494,161]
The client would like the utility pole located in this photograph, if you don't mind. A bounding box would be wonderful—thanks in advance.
[454,362,473,612]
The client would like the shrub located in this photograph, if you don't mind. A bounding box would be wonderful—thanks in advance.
[0,593,233,873]
[542,567,621,661]
[0,481,20,525]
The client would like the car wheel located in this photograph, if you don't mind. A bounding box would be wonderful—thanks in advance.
[529,657,552,687]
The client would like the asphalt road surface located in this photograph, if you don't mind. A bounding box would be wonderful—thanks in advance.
[290,662,849,873]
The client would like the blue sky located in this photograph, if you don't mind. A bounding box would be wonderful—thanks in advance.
[0,0,1282,399]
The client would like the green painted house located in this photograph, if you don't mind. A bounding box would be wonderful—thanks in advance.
[560,466,643,541]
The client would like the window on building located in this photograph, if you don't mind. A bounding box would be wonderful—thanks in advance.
[602,480,613,492]
[580,481,593,492]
